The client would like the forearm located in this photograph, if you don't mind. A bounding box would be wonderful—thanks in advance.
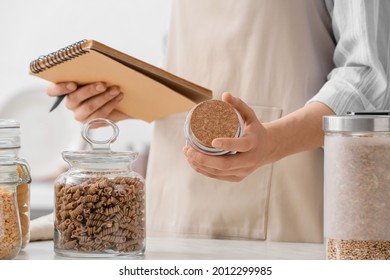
[263,102,335,163]
[184,96,335,182]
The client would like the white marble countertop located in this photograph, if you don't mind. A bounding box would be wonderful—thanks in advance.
[16,237,325,260]
[26,182,326,260]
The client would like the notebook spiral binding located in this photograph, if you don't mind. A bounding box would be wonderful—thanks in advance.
[30,39,88,74]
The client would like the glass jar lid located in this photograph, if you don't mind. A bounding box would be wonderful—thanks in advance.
[0,119,21,149]
[62,118,138,165]
[0,119,20,129]
[323,112,390,132]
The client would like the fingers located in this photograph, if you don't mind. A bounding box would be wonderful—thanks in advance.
[47,81,128,124]
[222,92,257,124]
[65,82,109,110]
[213,93,260,152]
[47,82,112,110]
[188,167,244,182]
[184,147,254,171]
[74,92,124,123]
[183,147,250,182]
[212,134,254,153]
[47,82,77,96]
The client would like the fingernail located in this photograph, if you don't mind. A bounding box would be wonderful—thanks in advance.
[109,87,120,96]
[187,149,196,158]
[66,83,77,91]
[96,83,106,92]
[115,93,124,101]
[212,139,222,148]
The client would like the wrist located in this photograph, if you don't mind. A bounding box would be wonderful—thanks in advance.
[261,121,285,164]
[261,102,335,165]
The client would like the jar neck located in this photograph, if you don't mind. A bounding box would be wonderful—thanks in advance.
[0,165,20,185]
[0,148,19,158]
[0,124,21,150]
[67,161,132,172]
[0,184,18,192]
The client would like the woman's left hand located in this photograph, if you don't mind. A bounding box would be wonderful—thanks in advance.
[183,92,274,182]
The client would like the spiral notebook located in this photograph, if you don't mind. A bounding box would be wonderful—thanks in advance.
[29,39,212,122]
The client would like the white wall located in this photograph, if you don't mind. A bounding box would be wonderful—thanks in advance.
[0,0,171,180]
[0,0,171,94]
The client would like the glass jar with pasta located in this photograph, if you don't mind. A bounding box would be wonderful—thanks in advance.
[54,118,145,258]
[0,119,31,249]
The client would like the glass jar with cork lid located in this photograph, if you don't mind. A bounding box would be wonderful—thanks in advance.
[323,113,390,260]
[184,99,244,155]
[53,118,145,257]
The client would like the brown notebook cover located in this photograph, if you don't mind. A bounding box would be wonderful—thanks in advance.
[30,39,212,122]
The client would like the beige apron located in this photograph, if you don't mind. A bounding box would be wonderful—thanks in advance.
[146,0,335,242]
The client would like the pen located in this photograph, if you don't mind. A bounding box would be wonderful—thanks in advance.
[49,95,66,112]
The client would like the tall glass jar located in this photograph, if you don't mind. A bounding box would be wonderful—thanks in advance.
[0,120,31,249]
[0,164,23,260]
[323,114,390,260]
[54,118,145,257]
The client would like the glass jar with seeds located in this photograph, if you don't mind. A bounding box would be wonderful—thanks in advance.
[0,120,32,249]
[184,99,244,155]
[54,118,145,258]
[323,113,390,260]
[0,163,29,260]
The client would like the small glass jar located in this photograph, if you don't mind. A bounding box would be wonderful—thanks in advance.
[184,99,244,155]
[323,113,390,260]
[0,164,23,260]
[54,118,145,258]
[0,119,31,249]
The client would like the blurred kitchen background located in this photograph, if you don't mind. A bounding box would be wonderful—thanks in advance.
[0,0,171,218]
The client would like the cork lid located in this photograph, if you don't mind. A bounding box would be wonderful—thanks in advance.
[190,100,239,148]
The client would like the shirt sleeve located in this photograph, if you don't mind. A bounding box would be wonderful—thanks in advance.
[307,0,390,115]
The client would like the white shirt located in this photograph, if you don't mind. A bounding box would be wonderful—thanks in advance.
[309,0,390,114]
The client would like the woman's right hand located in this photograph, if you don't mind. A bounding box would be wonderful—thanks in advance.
[46,81,129,124]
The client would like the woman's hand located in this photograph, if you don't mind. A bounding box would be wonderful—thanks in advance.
[46,81,129,123]
[183,92,275,182]
[183,92,335,182]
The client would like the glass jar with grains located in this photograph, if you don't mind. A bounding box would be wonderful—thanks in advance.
[323,113,390,260]
[0,119,31,249]
[54,118,145,258]
[0,163,30,259]
[184,99,244,155]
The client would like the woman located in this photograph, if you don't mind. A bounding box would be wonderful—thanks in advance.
[47,0,390,242]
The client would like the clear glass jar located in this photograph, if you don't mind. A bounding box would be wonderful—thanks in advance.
[0,164,23,260]
[323,114,390,260]
[0,120,31,249]
[54,118,145,257]
[184,99,244,155]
